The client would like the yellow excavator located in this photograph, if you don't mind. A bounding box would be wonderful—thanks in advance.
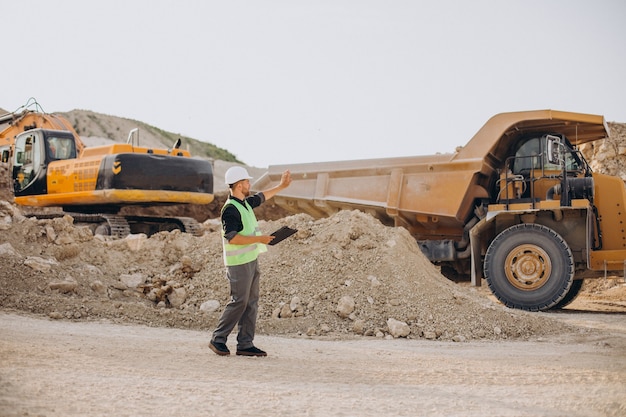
[1,99,214,237]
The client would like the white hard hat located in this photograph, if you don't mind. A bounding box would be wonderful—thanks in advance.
[224,166,253,185]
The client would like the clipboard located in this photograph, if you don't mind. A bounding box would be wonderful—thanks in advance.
[268,226,298,245]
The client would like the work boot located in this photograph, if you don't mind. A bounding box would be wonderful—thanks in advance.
[236,346,267,357]
[209,341,230,356]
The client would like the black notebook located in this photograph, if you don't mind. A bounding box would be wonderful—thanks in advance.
[268,226,298,245]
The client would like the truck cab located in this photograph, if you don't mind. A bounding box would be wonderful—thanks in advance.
[495,134,592,205]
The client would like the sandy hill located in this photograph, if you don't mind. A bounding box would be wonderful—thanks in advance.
[59,109,242,165]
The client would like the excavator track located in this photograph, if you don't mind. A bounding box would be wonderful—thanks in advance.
[53,213,131,238]
[24,212,202,238]
[177,217,204,237]
[100,214,131,238]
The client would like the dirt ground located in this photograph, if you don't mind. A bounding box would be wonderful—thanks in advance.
[1,303,625,417]
[1,202,626,416]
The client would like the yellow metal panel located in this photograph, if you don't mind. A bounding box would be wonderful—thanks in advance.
[456,110,609,161]
[589,249,626,271]
[47,158,101,194]
[15,189,213,207]
[80,144,134,157]
[593,173,626,251]
[79,143,191,158]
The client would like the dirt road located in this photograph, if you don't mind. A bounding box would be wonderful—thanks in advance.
[1,308,625,417]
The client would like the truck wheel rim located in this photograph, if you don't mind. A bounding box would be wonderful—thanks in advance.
[504,244,552,291]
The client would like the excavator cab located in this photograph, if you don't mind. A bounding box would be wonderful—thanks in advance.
[12,128,77,195]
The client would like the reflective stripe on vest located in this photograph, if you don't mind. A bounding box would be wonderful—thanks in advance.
[222,198,267,266]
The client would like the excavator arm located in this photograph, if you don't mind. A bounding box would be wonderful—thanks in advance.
[1,108,85,154]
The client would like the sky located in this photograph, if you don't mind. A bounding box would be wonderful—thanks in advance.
[3,0,625,167]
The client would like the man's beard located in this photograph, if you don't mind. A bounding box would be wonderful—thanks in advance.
[243,190,251,197]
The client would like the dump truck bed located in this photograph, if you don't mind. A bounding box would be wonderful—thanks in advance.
[255,152,481,241]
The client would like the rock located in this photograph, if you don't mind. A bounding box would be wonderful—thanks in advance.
[83,264,103,275]
[336,295,355,318]
[45,225,57,242]
[180,255,196,276]
[387,318,410,338]
[125,234,148,251]
[49,279,78,294]
[24,256,59,272]
[290,296,301,311]
[55,233,75,245]
[181,255,193,267]
[0,242,21,258]
[352,319,366,335]
[279,303,293,318]
[0,201,18,222]
[200,299,221,312]
[368,275,381,287]
[90,280,107,295]
[423,331,437,340]
[112,281,128,291]
[167,287,187,308]
[146,288,158,302]
[119,273,145,289]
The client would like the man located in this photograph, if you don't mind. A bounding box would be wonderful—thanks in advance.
[209,166,292,357]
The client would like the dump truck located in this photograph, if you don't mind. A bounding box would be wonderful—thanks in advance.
[1,100,214,237]
[254,110,625,311]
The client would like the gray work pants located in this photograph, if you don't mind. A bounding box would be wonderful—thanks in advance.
[211,259,260,350]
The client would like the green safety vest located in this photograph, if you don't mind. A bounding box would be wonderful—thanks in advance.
[221,198,267,266]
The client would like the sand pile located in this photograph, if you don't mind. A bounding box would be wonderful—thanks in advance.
[0,201,568,341]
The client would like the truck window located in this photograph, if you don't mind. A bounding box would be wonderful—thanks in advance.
[512,138,541,174]
[512,136,581,175]
[563,148,582,172]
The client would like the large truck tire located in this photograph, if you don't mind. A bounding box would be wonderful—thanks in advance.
[484,224,574,311]
[552,279,584,309]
